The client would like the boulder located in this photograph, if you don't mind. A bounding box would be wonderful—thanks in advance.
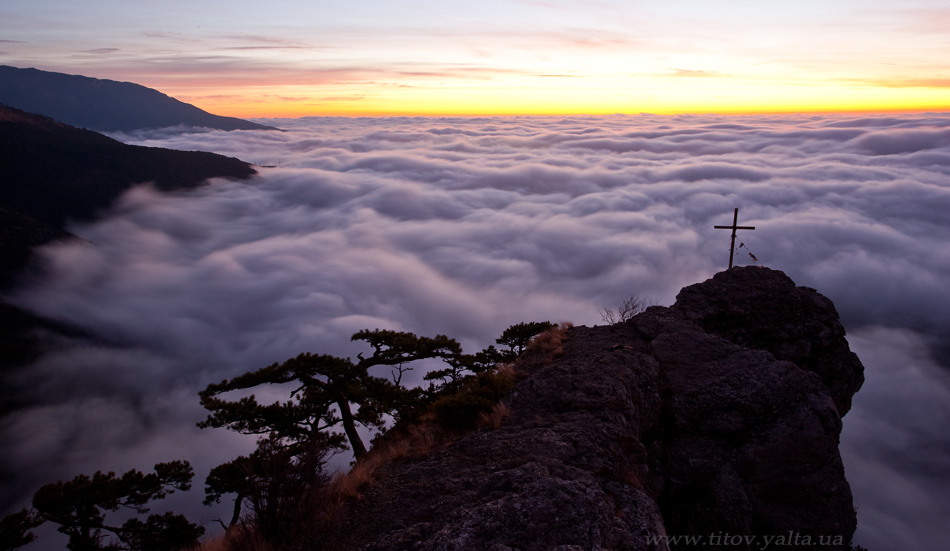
[672,267,864,415]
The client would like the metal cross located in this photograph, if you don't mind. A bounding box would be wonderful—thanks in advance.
[714,207,755,269]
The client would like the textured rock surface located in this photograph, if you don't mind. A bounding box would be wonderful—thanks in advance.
[672,267,865,415]
[326,267,863,551]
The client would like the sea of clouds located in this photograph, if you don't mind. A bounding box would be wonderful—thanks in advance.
[2,113,950,550]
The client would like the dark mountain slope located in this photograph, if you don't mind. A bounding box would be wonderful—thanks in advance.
[0,104,256,229]
[0,65,278,132]
[0,104,257,376]
[0,206,72,288]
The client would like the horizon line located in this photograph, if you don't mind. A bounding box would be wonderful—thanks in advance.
[237,106,950,119]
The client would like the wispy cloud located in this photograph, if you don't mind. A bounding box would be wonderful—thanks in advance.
[860,77,950,88]
[140,30,202,42]
[312,95,366,102]
[79,47,120,54]
[670,68,721,78]
[215,45,318,51]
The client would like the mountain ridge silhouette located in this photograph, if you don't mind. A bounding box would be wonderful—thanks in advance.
[0,65,279,132]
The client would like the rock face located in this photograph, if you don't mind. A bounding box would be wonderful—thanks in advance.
[672,268,865,415]
[327,267,863,551]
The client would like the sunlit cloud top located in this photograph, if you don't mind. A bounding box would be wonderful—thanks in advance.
[2,0,949,116]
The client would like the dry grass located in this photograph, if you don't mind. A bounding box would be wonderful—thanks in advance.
[494,362,515,380]
[475,364,515,430]
[477,401,510,430]
[403,415,446,456]
[324,442,398,502]
[619,466,644,490]
[311,417,450,525]
[530,322,572,356]
[197,526,272,551]
[319,447,392,512]
[198,360,528,550]
[193,441,414,551]
[197,534,229,551]
[318,362,522,511]
[516,322,572,372]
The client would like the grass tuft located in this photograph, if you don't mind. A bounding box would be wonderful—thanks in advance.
[477,400,510,430]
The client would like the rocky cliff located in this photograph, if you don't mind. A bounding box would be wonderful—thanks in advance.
[324,267,864,551]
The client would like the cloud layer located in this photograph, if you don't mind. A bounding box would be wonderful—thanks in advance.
[4,112,950,550]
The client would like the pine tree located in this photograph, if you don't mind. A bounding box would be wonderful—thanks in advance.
[1,462,202,551]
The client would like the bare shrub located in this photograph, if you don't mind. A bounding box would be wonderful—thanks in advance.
[600,294,655,324]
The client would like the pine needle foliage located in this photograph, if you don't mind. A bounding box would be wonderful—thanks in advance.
[2,462,202,551]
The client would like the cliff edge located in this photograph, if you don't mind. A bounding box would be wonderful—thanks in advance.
[325,267,864,551]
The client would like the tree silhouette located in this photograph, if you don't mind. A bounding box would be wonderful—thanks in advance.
[1,461,202,551]
[198,329,462,460]
[202,456,253,532]
[197,329,465,544]
[495,321,555,360]
[0,509,43,551]
[423,322,554,393]
[197,324,547,544]
[422,344,503,391]
[202,435,333,546]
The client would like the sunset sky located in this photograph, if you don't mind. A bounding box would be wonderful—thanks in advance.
[2,0,949,117]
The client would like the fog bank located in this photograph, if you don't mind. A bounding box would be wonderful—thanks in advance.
[4,113,950,550]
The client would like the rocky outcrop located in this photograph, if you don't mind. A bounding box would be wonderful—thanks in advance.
[326,267,863,551]
[672,268,864,415]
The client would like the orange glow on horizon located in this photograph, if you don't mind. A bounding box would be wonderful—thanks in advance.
[5,0,950,122]
[197,102,950,119]
[157,73,950,120]
[181,88,950,119]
